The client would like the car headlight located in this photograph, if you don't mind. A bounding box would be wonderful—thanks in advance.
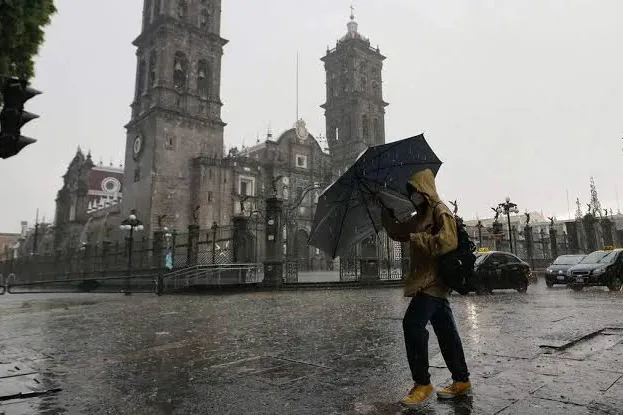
[593,267,606,276]
[546,268,553,274]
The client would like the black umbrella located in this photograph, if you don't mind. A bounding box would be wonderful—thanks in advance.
[309,134,442,258]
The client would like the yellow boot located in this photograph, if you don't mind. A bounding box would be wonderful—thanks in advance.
[436,381,471,399]
[400,383,434,408]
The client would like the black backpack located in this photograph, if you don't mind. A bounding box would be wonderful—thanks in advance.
[436,209,477,295]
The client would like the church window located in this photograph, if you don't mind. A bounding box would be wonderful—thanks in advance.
[197,60,210,98]
[296,155,308,169]
[153,0,161,19]
[148,52,157,87]
[362,115,369,140]
[208,169,212,179]
[239,177,254,196]
[134,167,141,182]
[177,0,187,19]
[143,0,152,27]
[361,76,367,92]
[208,191,213,202]
[173,52,188,90]
[372,80,379,96]
[136,58,146,97]
[165,135,175,150]
[334,127,339,141]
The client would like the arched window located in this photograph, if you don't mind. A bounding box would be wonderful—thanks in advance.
[362,115,369,140]
[372,80,379,96]
[173,52,188,90]
[153,0,161,19]
[143,0,152,27]
[361,76,367,92]
[148,52,157,88]
[177,0,187,19]
[136,58,146,97]
[197,60,210,98]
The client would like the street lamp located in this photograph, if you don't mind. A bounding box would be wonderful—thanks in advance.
[498,197,519,254]
[119,209,144,295]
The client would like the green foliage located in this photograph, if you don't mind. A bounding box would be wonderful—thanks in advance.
[0,0,57,80]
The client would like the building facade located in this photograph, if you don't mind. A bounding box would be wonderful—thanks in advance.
[122,0,228,235]
[322,11,388,176]
[54,148,124,251]
[49,4,386,272]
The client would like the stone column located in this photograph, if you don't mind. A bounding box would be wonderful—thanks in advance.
[263,197,284,287]
[566,221,580,253]
[232,216,251,263]
[549,228,558,260]
[601,219,614,247]
[187,225,200,266]
[583,215,598,252]
[492,221,503,251]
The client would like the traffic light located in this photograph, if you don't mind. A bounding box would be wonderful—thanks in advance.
[0,77,41,159]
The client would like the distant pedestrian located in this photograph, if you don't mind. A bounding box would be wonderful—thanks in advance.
[381,168,470,408]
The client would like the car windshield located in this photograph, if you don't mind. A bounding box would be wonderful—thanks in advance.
[474,254,487,266]
[553,255,584,265]
[579,251,609,264]
[599,251,618,264]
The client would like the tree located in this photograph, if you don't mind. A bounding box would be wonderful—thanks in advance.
[0,0,57,81]
[575,198,583,220]
[589,177,602,217]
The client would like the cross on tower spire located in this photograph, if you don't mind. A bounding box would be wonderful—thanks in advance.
[350,4,355,20]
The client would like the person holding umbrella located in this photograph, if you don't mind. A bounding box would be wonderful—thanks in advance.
[381,168,470,408]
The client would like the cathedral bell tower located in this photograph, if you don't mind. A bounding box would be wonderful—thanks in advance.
[321,8,388,176]
[122,0,228,234]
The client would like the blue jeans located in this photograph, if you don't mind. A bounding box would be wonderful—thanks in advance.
[403,293,470,385]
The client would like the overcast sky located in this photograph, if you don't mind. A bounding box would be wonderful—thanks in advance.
[2,0,623,232]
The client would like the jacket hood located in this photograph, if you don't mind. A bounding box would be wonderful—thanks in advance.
[407,169,441,204]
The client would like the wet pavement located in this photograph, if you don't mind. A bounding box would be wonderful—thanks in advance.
[1,279,623,414]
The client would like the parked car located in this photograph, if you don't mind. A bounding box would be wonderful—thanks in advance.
[471,249,532,294]
[566,248,623,291]
[545,254,586,287]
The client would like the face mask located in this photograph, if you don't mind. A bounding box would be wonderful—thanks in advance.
[410,191,426,207]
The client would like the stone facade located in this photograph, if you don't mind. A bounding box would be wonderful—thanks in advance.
[53,148,124,251]
[321,12,388,176]
[51,4,385,272]
[123,0,227,235]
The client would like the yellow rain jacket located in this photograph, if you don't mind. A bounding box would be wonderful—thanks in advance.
[381,169,458,298]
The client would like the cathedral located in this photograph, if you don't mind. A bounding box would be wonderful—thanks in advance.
[53,0,387,269]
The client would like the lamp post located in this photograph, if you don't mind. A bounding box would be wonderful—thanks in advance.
[119,209,144,295]
[498,197,519,254]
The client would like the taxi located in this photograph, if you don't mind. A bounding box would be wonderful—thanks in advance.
[471,248,532,294]
[566,246,623,291]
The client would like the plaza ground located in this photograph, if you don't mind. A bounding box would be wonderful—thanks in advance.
[1,277,623,414]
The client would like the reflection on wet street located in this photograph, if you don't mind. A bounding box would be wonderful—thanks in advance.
[1,280,623,414]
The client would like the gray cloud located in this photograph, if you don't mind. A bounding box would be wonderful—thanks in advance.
[1,0,622,231]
